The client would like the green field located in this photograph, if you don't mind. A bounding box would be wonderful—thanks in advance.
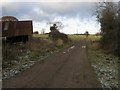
[33,34,48,38]
[68,35,101,42]
[33,34,102,42]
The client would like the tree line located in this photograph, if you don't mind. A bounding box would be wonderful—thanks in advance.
[95,2,120,56]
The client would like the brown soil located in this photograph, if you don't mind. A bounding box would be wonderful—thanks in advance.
[2,42,101,88]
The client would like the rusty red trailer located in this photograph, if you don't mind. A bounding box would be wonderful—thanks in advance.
[1,20,33,42]
[1,21,33,37]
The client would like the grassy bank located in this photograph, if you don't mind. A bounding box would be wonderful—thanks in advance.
[87,42,118,88]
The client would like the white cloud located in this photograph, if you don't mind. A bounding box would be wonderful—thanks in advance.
[33,8,50,17]
[61,17,100,34]
[33,16,100,34]
[33,21,50,34]
[1,0,119,2]
[1,2,102,34]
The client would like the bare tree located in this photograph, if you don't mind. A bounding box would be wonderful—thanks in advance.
[47,21,64,31]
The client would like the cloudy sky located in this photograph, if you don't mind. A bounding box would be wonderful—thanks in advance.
[0,1,109,34]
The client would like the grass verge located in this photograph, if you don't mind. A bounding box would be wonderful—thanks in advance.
[87,42,118,88]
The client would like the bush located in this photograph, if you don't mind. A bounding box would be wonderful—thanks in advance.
[2,37,55,69]
[49,30,68,44]
[96,2,119,56]
[56,39,64,46]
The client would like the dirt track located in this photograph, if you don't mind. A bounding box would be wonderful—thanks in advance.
[3,42,101,88]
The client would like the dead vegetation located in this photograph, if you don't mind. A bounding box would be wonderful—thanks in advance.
[2,36,71,79]
[3,37,51,69]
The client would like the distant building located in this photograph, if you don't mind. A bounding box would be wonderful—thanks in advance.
[1,21,33,42]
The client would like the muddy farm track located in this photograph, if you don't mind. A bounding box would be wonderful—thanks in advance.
[3,42,101,88]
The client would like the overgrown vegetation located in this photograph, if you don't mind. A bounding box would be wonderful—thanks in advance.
[3,37,52,69]
[95,2,119,56]
[2,35,72,79]
[49,24,69,44]
[87,42,118,88]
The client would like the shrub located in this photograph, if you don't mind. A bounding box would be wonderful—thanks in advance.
[56,39,64,46]
[49,30,68,44]
[2,37,55,69]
